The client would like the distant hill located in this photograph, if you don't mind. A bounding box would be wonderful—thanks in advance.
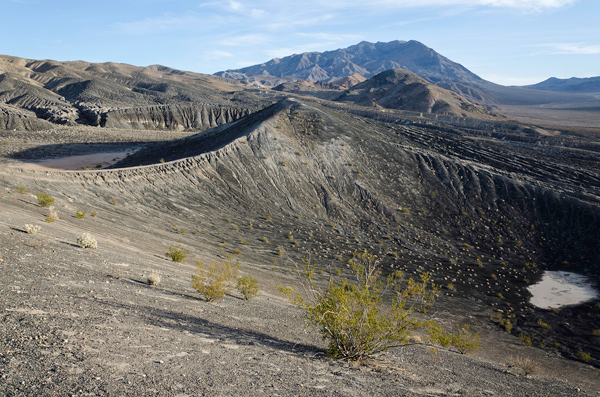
[524,76,600,93]
[334,69,500,118]
[215,40,483,86]
[0,55,263,131]
[332,73,367,90]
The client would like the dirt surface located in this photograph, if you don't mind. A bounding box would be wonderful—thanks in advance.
[0,198,598,396]
[1,98,599,395]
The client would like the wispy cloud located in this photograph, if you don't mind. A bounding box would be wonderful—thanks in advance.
[297,33,363,42]
[115,13,216,34]
[348,0,576,10]
[217,34,271,47]
[539,42,600,54]
[320,0,579,11]
[208,50,234,58]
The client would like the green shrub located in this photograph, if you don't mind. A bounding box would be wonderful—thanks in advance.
[45,216,55,223]
[75,210,85,219]
[191,258,240,302]
[237,275,259,301]
[15,186,29,194]
[280,251,478,361]
[428,323,480,354]
[537,318,550,329]
[576,351,592,363]
[36,192,54,207]
[166,245,190,262]
[519,333,532,346]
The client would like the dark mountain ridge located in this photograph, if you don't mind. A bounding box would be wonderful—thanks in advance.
[216,40,483,85]
[525,76,600,93]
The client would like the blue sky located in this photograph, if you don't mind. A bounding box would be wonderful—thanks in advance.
[1,0,598,85]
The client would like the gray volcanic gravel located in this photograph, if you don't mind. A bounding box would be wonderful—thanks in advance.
[0,223,597,396]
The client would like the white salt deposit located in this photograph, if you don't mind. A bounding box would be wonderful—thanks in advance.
[528,271,598,309]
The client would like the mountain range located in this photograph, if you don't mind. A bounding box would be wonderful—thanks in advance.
[1,40,598,131]
[216,40,483,86]
[216,40,597,106]
[525,76,600,93]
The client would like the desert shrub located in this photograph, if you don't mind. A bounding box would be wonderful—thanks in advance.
[166,245,189,262]
[48,207,59,220]
[45,217,55,223]
[24,224,41,235]
[576,351,592,363]
[519,333,532,346]
[511,356,539,376]
[191,257,240,302]
[537,318,550,329]
[75,210,85,219]
[237,275,259,301]
[15,186,29,194]
[280,251,478,361]
[428,323,480,354]
[147,270,161,286]
[36,192,54,207]
[77,233,97,249]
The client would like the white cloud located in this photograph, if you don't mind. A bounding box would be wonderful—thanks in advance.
[297,33,362,42]
[228,0,243,11]
[208,50,234,58]
[217,34,271,47]
[547,43,600,54]
[337,0,575,10]
[115,14,214,34]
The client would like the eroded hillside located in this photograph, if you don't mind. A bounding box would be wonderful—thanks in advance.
[0,55,265,131]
